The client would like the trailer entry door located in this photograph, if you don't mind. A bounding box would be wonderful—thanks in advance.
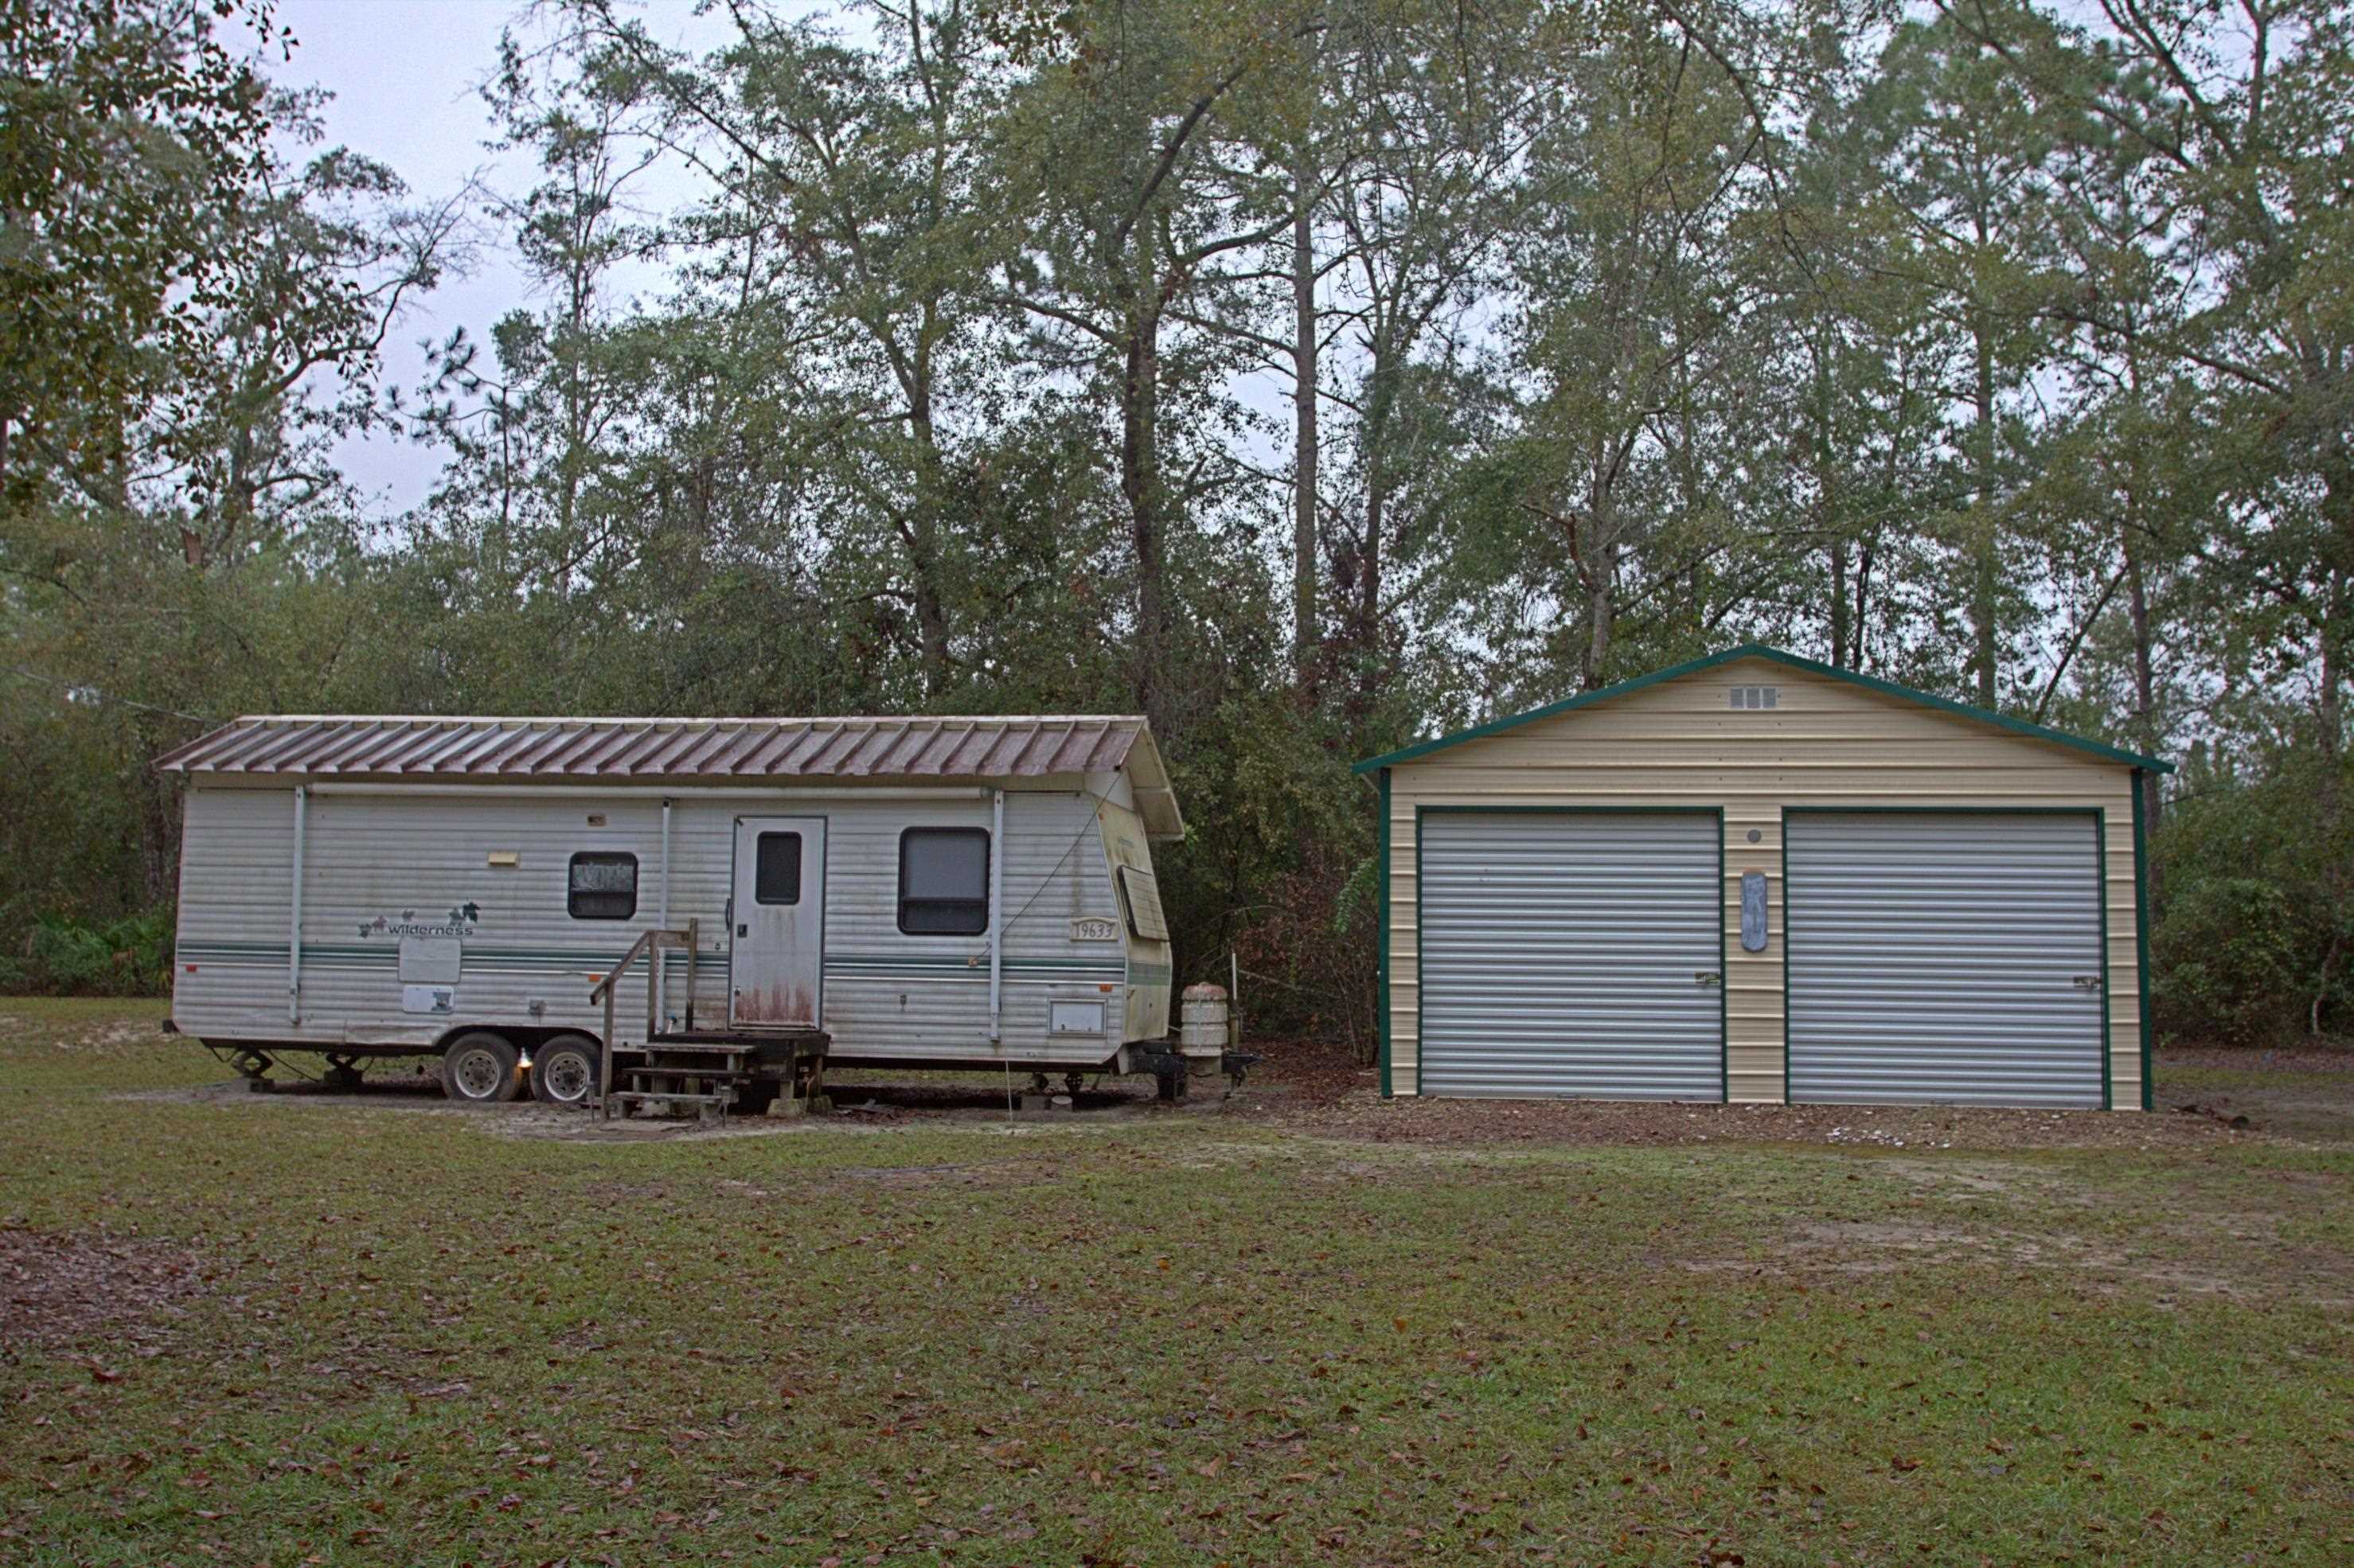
[729,816,826,1028]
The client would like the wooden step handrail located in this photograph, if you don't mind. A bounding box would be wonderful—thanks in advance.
[588,920,699,1119]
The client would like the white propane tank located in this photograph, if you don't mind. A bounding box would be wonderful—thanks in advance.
[1179,983,1228,1094]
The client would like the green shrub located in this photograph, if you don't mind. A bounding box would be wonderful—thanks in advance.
[2151,877,2308,1044]
[2149,749,2354,1044]
[10,908,175,997]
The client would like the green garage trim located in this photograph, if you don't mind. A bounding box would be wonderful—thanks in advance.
[1377,767,1392,1099]
[1354,644,2175,777]
[2133,770,2155,1111]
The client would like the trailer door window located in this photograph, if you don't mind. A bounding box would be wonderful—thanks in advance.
[899,828,989,935]
[568,852,638,920]
[754,832,803,906]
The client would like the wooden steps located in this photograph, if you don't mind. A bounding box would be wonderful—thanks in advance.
[600,1031,830,1124]
[587,926,830,1121]
[606,1086,739,1121]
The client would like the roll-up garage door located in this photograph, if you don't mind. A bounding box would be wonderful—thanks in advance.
[1786,812,2105,1108]
[1419,811,1723,1099]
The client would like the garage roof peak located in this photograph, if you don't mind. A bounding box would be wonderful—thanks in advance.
[1353,643,2172,775]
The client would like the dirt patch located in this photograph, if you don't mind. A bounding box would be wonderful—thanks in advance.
[121,1078,788,1141]
[2157,1047,2354,1143]
[119,1075,446,1110]
[1249,1088,2266,1151]
[1,1227,207,1354]
[115,1074,1227,1143]
[724,1160,1058,1195]
[1233,1037,1377,1107]
[111,1038,2325,1152]
[2161,1041,2354,1074]
[1676,1217,2319,1302]
[1228,1039,2354,1149]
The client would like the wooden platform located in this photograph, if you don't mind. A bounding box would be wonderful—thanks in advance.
[642,1028,830,1056]
[604,1029,830,1122]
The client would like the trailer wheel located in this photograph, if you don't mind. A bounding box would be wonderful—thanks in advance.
[440,1032,521,1105]
[529,1034,600,1108]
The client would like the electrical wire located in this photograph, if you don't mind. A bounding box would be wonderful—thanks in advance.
[996,786,1118,929]
[7,665,219,724]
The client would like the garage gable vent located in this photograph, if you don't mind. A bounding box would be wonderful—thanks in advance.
[1729,685,1779,710]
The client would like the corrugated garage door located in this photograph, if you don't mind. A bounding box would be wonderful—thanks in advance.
[1420,812,1722,1099]
[1786,812,2104,1108]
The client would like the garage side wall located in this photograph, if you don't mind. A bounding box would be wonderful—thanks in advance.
[1382,657,2145,1108]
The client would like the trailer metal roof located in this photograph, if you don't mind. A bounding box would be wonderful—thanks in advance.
[156,713,1184,837]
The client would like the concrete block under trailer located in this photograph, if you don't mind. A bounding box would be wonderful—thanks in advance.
[166,779,1183,1109]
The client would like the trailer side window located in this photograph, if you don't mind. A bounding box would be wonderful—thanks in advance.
[898,827,989,935]
[1117,865,1169,941]
[568,852,638,920]
[754,832,802,906]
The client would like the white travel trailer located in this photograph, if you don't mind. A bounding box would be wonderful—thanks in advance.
[155,713,1187,1112]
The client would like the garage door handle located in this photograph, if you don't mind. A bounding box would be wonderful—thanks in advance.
[1694,972,1722,988]
[2073,974,2103,992]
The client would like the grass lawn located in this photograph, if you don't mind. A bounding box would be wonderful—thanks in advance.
[2,1000,2350,1566]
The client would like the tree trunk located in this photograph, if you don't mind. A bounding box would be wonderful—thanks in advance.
[2315,928,2345,1038]
[1583,493,1614,691]
[906,385,954,696]
[134,719,180,910]
[2313,568,2348,1036]
[1290,136,1318,685]
[1581,435,1616,689]
[2125,529,2165,879]
[2319,462,2353,761]
[1345,459,1388,724]
[1120,293,1169,729]
[1343,353,1397,726]
[1585,576,1614,691]
[1829,540,1850,668]
[1853,535,1875,670]
[1970,320,1998,708]
[1814,335,1848,667]
[910,544,952,691]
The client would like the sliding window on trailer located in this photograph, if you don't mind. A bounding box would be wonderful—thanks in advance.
[898,827,989,935]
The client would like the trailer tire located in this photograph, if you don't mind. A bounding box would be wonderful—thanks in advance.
[440,1032,521,1105]
[530,1035,600,1108]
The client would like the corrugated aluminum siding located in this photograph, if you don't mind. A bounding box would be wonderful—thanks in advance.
[1786,812,2104,1108]
[1419,812,1722,1100]
[170,785,1134,1065]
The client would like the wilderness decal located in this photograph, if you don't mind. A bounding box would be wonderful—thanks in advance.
[357,905,482,941]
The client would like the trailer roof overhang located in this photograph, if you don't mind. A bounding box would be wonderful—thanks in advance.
[155,712,1187,840]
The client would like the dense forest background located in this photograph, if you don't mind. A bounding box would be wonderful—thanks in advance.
[2,0,2348,1047]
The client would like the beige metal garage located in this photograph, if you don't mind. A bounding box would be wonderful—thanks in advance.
[1358,646,2171,1110]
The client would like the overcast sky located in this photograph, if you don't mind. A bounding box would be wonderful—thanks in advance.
[272,0,764,517]
[271,1,1302,520]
